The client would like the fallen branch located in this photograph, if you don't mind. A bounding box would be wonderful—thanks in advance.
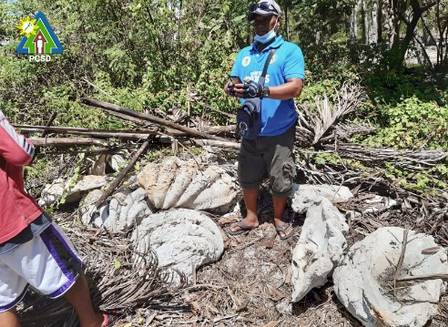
[393,229,409,296]
[397,273,448,282]
[30,137,108,147]
[193,139,240,150]
[319,123,376,143]
[95,137,151,209]
[322,143,448,170]
[17,125,158,140]
[81,98,228,142]
[298,82,365,145]
[201,124,235,135]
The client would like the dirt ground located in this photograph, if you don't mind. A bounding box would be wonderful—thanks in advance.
[118,188,448,327]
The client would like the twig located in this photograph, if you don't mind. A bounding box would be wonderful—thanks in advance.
[41,112,57,137]
[396,273,448,282]
[213,314,238,323]
[227,237,264,254]
[182,284,227,292]
[393,229,409,297]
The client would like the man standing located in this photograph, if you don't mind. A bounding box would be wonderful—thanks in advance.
[225,0,305,240]
[0,110,109,327]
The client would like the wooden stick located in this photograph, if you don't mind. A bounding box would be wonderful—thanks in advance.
[30,137,108,147]
[81,98,228,142]
[193,139,240,150]
[393,229,409,296]
[94,138,151,209]
[396,274,448,282]
[16,125,157,140]
[204,125,235,135]
[41,112,57,137]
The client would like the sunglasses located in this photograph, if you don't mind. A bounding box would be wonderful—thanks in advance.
[248,2,279,14]
[248,2,279,21]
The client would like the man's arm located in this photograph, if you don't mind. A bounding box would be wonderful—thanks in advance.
[231,78,303,100]
[265,78,303,100]
[0,111,35,166]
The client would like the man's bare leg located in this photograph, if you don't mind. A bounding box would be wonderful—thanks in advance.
[0,310,20,327]
[64,274,103,327]
[273,195,294,239]
[229,187,259,232]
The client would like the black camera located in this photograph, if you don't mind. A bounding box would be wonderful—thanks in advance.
[242,78,264,98]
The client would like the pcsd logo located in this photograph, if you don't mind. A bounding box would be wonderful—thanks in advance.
[16,11,63,62]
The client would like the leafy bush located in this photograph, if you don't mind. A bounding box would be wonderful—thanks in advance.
[362,96,447,150]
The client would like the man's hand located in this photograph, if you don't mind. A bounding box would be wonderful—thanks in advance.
[225,81,251,98]
[227,80,267,98]
[224,80,236,96]
[229,82,246,98]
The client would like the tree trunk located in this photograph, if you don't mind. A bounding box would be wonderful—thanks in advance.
[397,9,423,66]
[387,0,436,68]
[377,0,383,43]
[371,0,379,43]
[350,0,360,41]
[360,0,366,44]
[390,0,402,48]
[285,1,290,40]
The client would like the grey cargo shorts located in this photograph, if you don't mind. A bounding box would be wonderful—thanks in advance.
[238,125,296,197]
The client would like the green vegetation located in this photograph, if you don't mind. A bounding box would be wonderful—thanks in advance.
[0,0,447,195]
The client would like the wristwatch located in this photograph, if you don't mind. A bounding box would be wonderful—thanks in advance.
[262,86,270,98]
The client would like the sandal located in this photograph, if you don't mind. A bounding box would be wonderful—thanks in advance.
[227,220,259,236]
[275,222,296,240]
[101,313,117,327]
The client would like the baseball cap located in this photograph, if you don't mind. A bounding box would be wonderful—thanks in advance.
[248,0,282,21]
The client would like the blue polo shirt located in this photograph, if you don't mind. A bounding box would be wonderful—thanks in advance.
[230,36,305,136]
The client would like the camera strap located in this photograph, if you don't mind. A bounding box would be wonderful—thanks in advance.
[257,49,275,90]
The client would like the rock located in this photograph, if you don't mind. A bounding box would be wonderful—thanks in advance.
[131,209,224,282]
[137,157,238,213]
[38,178,65,207]
[39,175,108,207]
[290,184,353,214]
[80,188,151,233]
[333,227,448,327]
[109,154,127,172]
[291,198,349,302]
[362,195,399,214]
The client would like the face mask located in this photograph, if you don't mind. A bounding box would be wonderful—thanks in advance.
[254,18,278,44]
[254,29,276,44]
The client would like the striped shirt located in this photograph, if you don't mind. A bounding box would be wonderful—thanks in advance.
[0,110,43,244]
